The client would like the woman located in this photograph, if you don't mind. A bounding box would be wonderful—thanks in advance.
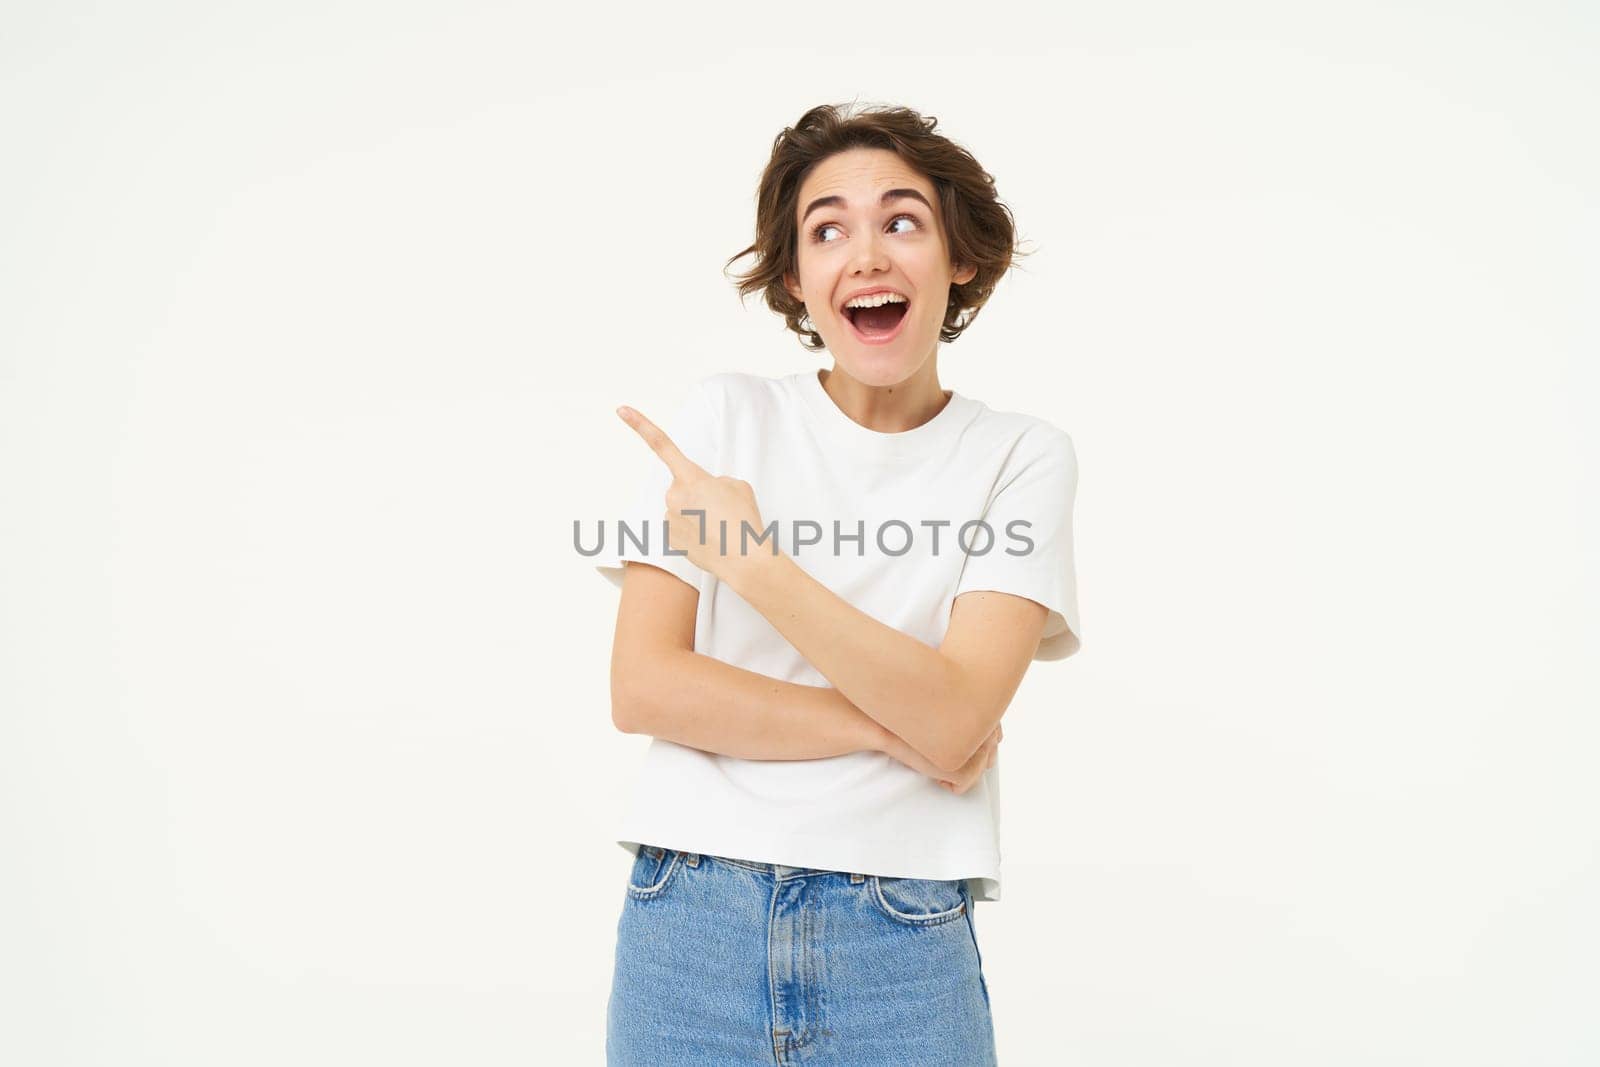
[593,102,1082,1065]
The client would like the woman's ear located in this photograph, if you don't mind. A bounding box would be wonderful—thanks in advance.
[952,262,977,286]
[783,271,804,303]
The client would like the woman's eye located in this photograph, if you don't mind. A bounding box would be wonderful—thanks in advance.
[809,214,920,244]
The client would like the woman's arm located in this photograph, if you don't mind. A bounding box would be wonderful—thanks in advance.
[614,406,1049,775]
[729,557,1046,774]
[611,560,896,760]
[612,562,1001,794]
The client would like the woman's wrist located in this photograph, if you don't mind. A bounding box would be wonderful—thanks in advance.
[822,688,894,756]
[858,713,896,755]
[721,544,794,603]
[869,720,950,782]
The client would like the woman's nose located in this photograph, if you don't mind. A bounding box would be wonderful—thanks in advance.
[849,229,890,274]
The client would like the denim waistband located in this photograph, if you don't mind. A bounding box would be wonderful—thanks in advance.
[644,844,869,885]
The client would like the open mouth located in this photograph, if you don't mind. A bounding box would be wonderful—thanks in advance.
[843,299,911,343]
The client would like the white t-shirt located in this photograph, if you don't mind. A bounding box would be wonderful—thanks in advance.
[593,368,1082,901]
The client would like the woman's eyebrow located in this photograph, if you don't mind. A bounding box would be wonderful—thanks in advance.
[801,188,932,225]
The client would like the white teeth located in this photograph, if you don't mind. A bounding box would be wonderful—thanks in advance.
[843,292,908,309]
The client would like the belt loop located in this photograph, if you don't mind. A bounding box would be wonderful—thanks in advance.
[850,872,864,884]
[684,851,700,868]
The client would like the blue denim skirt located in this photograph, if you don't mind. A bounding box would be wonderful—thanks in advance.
[606,844,997,1065]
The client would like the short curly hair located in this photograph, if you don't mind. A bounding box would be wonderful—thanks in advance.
[725,102,1030,352]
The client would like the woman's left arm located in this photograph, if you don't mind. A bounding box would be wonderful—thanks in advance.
[730,554,1048,774]
[617,404,1050,775]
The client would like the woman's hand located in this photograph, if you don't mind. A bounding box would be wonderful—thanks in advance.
[935,723,1002,795]
[877,722,1002,795]
[617,405,773,585]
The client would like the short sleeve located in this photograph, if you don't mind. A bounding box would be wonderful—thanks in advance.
[591,379,720,592]
[953,429,1082,661]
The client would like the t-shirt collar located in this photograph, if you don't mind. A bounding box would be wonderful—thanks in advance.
[794,368,980,459]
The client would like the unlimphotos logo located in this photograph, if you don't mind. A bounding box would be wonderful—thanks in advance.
[573,515,1035,559]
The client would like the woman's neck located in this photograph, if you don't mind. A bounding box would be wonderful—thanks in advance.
[818,364,951,434]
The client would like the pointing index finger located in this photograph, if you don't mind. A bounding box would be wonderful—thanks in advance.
[616,405,706,481]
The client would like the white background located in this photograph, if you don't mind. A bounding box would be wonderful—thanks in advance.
[3,2,1595,1064]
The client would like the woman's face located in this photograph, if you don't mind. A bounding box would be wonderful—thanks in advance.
[784,148,976,385]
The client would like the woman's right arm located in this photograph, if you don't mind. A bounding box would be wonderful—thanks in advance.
[610,562,1000,790]
[610,560,889,759]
